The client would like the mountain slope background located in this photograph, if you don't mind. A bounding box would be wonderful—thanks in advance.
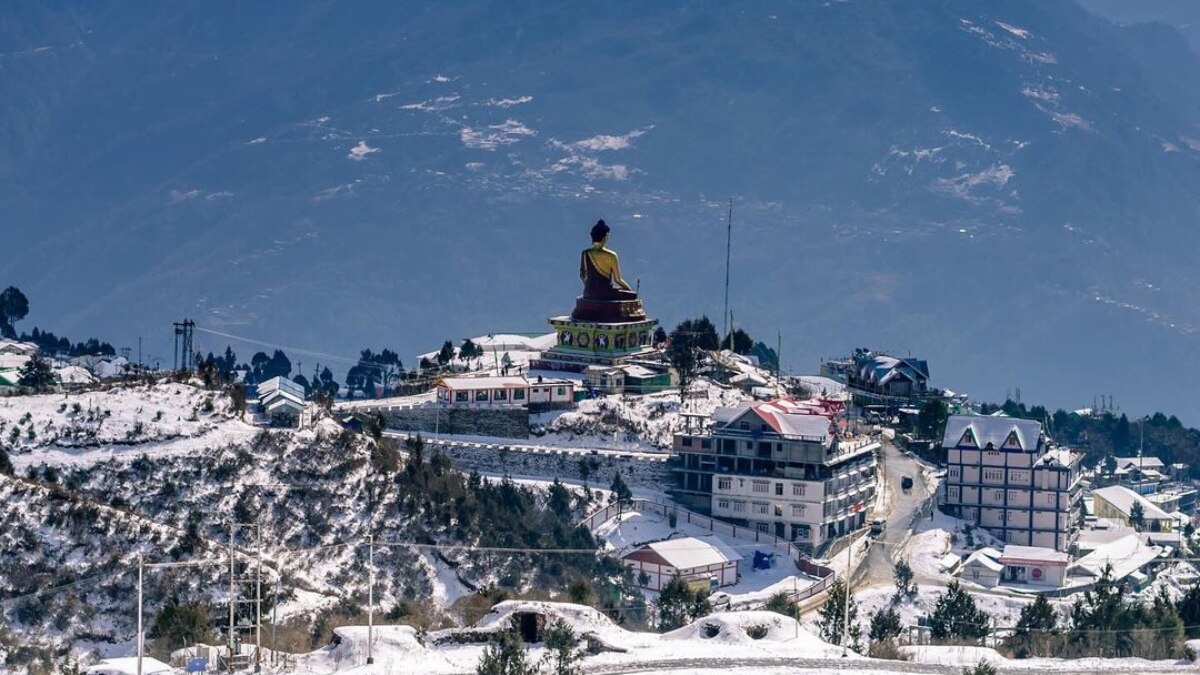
[4,0,1200,419]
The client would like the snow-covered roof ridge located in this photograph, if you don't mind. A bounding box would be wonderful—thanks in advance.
[1092,485,1173,521]
[640,535,743,568]
[942,413,1042,451]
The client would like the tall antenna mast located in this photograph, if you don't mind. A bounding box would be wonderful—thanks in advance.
[722,198,733,349]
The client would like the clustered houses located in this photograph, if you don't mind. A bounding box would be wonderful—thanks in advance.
[940,414,1082,551]
[821,348,929,403]
[672,397,879,553]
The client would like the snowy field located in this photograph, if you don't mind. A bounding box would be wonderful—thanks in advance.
[1,382,258,469]
[591,507,821,606]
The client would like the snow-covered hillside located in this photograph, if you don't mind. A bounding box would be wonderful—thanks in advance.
[532,380,750,450]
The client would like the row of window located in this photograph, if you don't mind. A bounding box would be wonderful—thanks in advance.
[450,386,569,403]
[947,486,1062,507]
[716,477,808,497]
[716,498,807,518]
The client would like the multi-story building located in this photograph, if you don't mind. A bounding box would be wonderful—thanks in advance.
[821,348,929,404]
[940,415,1082,551]
[672,398,879,553]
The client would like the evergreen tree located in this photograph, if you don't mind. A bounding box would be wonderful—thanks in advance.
[929,581,989,643]
[547,480,573,519]
[0,286,29,338]
[868,606,903,642]
[609,473,632,511]
[149,597,214,650]
[540,619,582,675]
[652,326,667,344]
[666,327,698,402]
[656,577,694,631]
[18,354,56,390]
[1006,594,1059,657]
[476,631,536,675]
[1129,501,1145,531]
[719,328,753,354]
[816,578,861,651]
[917,397,949,440]
[892,559,917,601]
[0,446,13,475]
[437,340,457,367]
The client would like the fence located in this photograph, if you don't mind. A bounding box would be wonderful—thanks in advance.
[580,498,836,603]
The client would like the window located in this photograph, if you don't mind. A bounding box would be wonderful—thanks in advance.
[775,483,784,496]
[700,439,712,449]
[774,505,783,517]
[1044,492,1056,506]
[740,422,750,431]
[717,477,732,491]
[455,391,469,402]
[682,437,693,447]
[493,389,508,400]
[792,484,806,497]
[752,481,769,494]
[475,390,488,401]
[983,469,1003,482]
[948,486,960,501]
[754,502,769,515]
[960,428,976,447]
[717,499,730,510]
[791,503,806,517]
[512,389,525,400]
[756,522,770,533]
[949,467,960,479]
[733,501,746,513]
[992,489,1003,501]
[556,387,565,396]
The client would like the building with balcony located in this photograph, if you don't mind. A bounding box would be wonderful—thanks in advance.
[940,415,1082,551]
[672,398,879,553]
[821,348,929,404]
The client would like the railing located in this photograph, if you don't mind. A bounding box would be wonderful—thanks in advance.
[579,498,836,603]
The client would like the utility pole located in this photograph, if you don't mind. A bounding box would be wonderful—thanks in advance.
[137,554,144,675]
[722,197,733,349]
[255,527,262,673]
[228,529,235,663]
[367,534,375,665]
[842,540,851,658]
[271,578,279,667]
[775,332,782,399]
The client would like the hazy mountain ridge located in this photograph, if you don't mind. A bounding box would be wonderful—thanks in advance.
[4,0,1200,417]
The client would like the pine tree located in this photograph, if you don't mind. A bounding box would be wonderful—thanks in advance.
[869,606,902,642]
[764,592,799,620]
[476,631,536,675]
[892,558,917,601]
[816,578,861,651]
[1007,593,1059,657]
[1129,501,1145,531]
[540,619,582,675]
[656,577,694,631]
[610,472,632,510]
[18,354,55,391]
[437,340,457,367]
[929,581,989,643]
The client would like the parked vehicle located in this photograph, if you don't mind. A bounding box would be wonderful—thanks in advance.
[870,518,887,535]
[901,475,914,491]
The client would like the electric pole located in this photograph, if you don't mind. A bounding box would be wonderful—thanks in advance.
[722,198,733,349]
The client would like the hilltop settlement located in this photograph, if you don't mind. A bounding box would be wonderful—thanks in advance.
[5,222,1200,675]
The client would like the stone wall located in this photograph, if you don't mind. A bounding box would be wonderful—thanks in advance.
[432,442,671,489]
[382,406,529,439]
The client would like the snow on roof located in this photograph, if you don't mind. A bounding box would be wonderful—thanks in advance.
[962,550,1003,573]
[258,376,305,399]
[0,340,37,354]
[621,365,659,379]
[1072,534,1161,580]
[469,333,557,351]
[1037,446,1077,468]
[746,401,834,440]
[998,545,1069,566]
[1114,456,1165,470]
[941,414,1042,451]
[1093,485,1173,521]
[439,375,530,390]
[55,365,96,384]
[0,369,21,386]
[632,536,742,570]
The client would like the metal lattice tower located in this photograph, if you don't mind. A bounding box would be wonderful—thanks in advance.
[173,319,195,372]
[227,523,263,672]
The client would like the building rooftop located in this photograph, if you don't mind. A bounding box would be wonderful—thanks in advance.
[942,414,1042,452]
[998,545,1069,566]
[439,375,531,390]
[1092,485,1173,521]
[962,549,1003,572]
[1114,456,1165,470]
[1070,533,1162,580]
[631,536,743,570]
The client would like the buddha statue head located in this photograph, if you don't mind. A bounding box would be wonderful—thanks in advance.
[590,219,610,246]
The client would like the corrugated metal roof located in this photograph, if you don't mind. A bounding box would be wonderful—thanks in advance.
[637,536,742,570]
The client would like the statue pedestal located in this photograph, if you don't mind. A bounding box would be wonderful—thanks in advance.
[531,314,659,373]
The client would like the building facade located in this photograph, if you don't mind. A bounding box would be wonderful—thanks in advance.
[672,398,879,553]
[940,415,1082,552]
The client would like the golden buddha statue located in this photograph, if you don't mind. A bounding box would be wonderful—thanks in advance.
[571,219,647,323]
[580,220,638,300]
